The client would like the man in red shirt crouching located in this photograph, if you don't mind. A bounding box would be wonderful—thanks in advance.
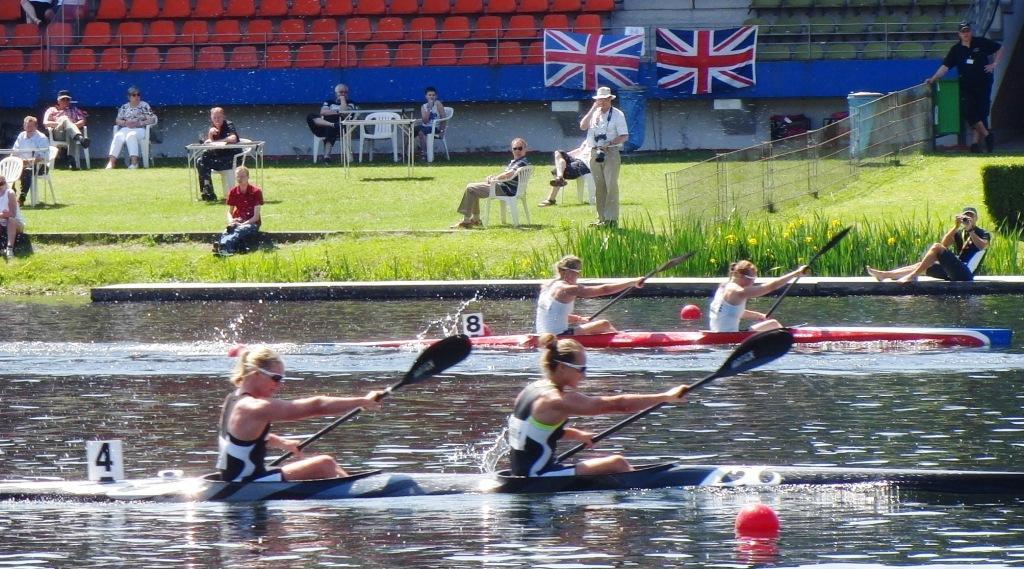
[214,166,263,257]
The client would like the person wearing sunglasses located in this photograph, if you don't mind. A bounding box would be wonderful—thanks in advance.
[451,137,529,229]
[708,260,807,332]
[217,345,383,482]
[0,175,26,260]
[306,83,356,164]
[506,333,686,477]
[106,86,156,170]
[536,254,644,335]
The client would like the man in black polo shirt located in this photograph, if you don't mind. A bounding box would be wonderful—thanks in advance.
[925,22,1002,153]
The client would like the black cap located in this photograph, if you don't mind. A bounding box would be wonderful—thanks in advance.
[958,21,971,32]
[57,89,72,100]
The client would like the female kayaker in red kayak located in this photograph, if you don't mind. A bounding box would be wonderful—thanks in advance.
[507,334,686,477]
[217,345,383,482]
[709,260,807,332]
[536,255,644,335]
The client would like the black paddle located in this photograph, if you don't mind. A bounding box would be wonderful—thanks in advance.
[556,328,795,462]
[761,226,851,320]
[269,334,472,467]
[587,252,694,321]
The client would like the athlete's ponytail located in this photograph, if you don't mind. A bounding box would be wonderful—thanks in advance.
[538,334,584,376]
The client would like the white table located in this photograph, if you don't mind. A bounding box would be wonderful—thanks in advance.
[0,148,42,207]
[340,116,418,178]
[185,140,265,201]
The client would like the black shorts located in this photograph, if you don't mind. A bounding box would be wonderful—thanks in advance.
[924,249,973,281]
[557,151,590,180]
[25,1,54,21]
[960,83,992,127]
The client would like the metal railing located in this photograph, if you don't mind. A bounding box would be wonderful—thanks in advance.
[665,83,933,222]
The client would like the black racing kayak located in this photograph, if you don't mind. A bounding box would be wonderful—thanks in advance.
[2,463,1022,502]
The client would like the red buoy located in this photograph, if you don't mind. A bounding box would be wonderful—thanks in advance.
[735,503,780,538]
[482,324,494,336]
[679,304,703,321]
[227,344,247,358]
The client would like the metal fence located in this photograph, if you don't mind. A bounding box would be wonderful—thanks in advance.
[665,83,933,223]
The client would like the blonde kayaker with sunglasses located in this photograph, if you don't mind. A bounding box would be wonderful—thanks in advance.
[709,260,807,332]
[217,345,383,482]
[536,255,645,335]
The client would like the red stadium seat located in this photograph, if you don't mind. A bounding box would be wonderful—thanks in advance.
[360,42,389,67]
[582,0,614,11]
[472,15,501,39]
[0,49,24,71]
[407,17,438,41]
[458,41,490,65]
[46,22,74,46]
[228,45,259,68]
[344,18,372,42]
[323,0,354,16]
[420,0,451,15]
[192,0,224,18]
[96,0,127,20]
[573,14,602,34]
[257,0,288,17]
[550,0,581,11]
[388,0,419,15]
[0,26,7,46]
[0,1,22,21]
[495,41,521,64]
[452,0,483,14]
[117,21,146,44]
[266,44,291,67]
[309,19,338,42]
[354,0,386,15]
[504,15,537,38]
[427,42,457,65]
[131,46,161,69]
[11,24,42,47]
[439,16,470,40]
[247,19,273,42]
[290,0,322,16]
[80,22,112,46]
[128,0,160,19]
[487,0,517,13]
[196,45,226,68]
[211,20,241,43]
[370,17,401,41]
[276,19,306,43]
[225,0,255,17]
[147,20,177,44]
[541,14,569,31]
[295,43,325,67]
[393,42,422,66]
[518,0,549,12]
[164,45,194,69]
[327,43,357,66]
[160,0,192,18]
[179,20,209,44]
[98,46,127,69]
[524,40,543,63]
[66,47,97,71]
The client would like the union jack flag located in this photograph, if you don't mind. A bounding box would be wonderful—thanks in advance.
[655,26,757,94]
[543,30,643,91]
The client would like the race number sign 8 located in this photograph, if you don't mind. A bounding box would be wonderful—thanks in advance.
[87,440,125,482]
[462,313,486,337]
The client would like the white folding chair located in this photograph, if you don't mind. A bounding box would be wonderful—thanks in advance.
[425,106,453,163]
[358,111,401,163]
[483,165,534,227]
[214,138,256,194]
[110,116,158,168]
[0,157,22,197]
[33,146,59,204]
[47,125,90,170]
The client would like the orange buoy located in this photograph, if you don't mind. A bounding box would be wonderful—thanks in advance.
[735,503,780,538]
[679,304,703,321]
[227,344,247,358]
[482,324,493,336]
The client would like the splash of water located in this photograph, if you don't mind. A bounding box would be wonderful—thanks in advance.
[415,294,481,340]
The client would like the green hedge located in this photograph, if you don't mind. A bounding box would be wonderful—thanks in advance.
[982,164,1024,233]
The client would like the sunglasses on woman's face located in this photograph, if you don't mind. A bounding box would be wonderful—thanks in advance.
[254,367,284,382]
[559,360,587,374]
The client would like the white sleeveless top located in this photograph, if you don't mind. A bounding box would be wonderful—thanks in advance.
[0,188,25,226]
[708,284,746,332]
[536,281,574,334]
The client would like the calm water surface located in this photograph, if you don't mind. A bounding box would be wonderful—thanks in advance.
[1,295,1022,567]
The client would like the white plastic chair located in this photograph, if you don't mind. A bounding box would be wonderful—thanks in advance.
[214,138,256,195]
[575,172,596,204]
[483,165,534,227]
[110,116,158,168]
[0,157,22,197]
[358,112,401,163]
[425,106,453,163]
[31,146,59,205]
[47,125,90,170]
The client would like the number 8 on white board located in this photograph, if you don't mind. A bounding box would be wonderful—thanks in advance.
[461,313,485,337]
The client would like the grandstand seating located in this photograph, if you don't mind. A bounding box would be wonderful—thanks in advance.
[160,0,192,18]
[323,0,354,16]
[164,45,194,69]
[427,42,458,65]
[389,0,419,15]
[295,44,325,67]
[291,0,321,16]
[355,0,388,16]
[96,0,127,20]
[248,19,274,42]
[80,22,112,46]
[258,0,289,17]
[197,46,227,69]
[394,42,423,66]
[266,44,291,67]
[276,19,306,43]
[408,17,439,40]
[226,0,256,17]
[118,21,146,44]
[375,17,406,41]
[309,18,338,42]
[0,1,23,21]
[229,45,260,68]
[148,20,177,43]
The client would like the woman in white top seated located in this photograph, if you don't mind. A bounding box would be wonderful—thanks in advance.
[708,260,807,332]
[0,175,26,260]
[535,255,644,335]
[105,86,157,170]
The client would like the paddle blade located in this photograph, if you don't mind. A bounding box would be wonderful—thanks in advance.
[807,226,851,266]
[398,334,473,389]
[647,252,695,279]
[695,328,794,389]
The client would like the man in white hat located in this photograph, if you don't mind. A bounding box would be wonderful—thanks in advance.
[43,89,90,169]
[579,86,628,227]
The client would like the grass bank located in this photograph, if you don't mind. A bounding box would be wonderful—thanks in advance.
[2,152,1022,295]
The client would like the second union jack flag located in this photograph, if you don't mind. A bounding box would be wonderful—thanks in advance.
[543,30,643,91]
[655,26,757,94]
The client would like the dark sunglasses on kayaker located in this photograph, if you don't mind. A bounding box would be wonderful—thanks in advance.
[252,366,284,383]
[559,360,587,374]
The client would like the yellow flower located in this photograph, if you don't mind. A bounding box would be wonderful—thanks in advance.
[830,218,843,228]
[725,234,737,245]
[783,231,791,239]
[709,258,717,265]
[887,236,896,246]
[805,236,813,244]
[747,237,758,246]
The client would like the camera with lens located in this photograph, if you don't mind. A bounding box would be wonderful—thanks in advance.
[594,134,607,162]
[957,215,970,224]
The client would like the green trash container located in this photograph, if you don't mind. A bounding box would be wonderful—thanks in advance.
[934,79,960,137]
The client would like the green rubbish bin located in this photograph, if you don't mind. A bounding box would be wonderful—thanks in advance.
[934,79,960,137]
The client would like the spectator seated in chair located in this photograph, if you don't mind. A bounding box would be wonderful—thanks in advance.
[213,166,263,257]
[197,107,243,202]
[538,140,591,207]
[11,115,50,208]
[43,90,90,169]
[306,83,356,164]
[450,137,529,229]
[414,86,445,160]
[0,174,26,261]
[106,86,157,170]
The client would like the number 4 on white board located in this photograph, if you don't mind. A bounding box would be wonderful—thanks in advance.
[461,313,485,337]
[86,440,125,483]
